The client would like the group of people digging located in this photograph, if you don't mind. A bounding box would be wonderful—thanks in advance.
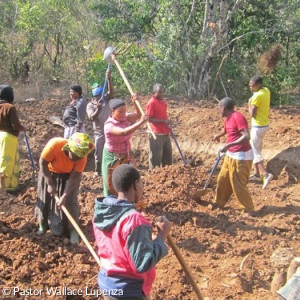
[0,74,274,299]
[0,79,173,299]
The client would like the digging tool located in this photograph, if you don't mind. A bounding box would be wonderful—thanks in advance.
[193,150,225,199]
[99,64,111,103]
[0,172,6,199]
[24,131,36,181]
[168,125,187,164]
[54,195,101,268]
[167,235,204,300]
[48,116,66,128]
[103,46,156,140]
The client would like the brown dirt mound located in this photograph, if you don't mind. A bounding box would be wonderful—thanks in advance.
[1,98,300,299]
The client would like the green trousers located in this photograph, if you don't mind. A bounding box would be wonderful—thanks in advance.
[102,148,132,197]
[102,148,118,197]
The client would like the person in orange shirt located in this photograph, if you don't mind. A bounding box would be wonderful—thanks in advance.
[35,133,94,244]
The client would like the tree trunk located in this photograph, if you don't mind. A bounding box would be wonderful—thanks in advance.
[185,0,241,100]
[197,55,214,98]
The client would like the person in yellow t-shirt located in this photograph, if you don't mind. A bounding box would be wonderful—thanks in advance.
[248,75,273,189]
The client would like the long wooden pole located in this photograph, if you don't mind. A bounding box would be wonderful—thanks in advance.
[111,54,156,140]
[54,196,101,268]
[167,235,204,300]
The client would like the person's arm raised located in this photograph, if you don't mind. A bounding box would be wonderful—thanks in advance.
[127,93,142,123]
[106,69,114,99]
[109,114,148,136]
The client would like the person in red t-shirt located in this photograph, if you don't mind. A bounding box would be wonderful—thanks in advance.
[145,83,172,169]
[213,97,254,211]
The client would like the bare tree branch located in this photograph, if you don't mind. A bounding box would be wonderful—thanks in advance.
[185,0,197,26]
[217,30,263,53]
[226,0,244,22]
[202,0,210,34]
[139,38,156,61]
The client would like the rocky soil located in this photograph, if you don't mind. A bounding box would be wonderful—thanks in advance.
[1,96,300,300]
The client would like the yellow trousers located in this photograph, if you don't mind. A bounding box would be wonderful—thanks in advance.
[216,156,254,211]
[0,132,19,191]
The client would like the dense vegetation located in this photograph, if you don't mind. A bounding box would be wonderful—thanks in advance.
[0,0,299,104]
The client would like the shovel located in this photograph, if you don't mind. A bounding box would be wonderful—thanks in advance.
[24,131,36,182]
[193,150,225,199]
[99,64,111,104]
[48,116,66,128]
[168,125,187,164]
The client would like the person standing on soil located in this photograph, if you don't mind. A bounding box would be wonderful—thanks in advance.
[35,132,94,244]
[0,85,27,192]
[213,97,255,212]
[62,84,87,139]
[248,75,273,189]
[102,96,148,197]
[93,164,171,300]
[145,83,172,169]
[86,70,114,177]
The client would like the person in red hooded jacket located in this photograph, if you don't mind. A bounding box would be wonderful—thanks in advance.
[93,164,171,300]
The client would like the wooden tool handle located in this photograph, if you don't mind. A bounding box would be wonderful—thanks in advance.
[112,55,156,140]
[113,57,135,95]
[55,196,101,268]
[167,235,204,300]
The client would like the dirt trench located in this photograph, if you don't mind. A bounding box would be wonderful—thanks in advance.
[1,98,300,300]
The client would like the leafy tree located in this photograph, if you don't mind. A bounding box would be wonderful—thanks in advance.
[17,0,95,84]
[226,0,300,104]
[0,0,299,103]
[0,0,33,82]
[92,0,250,99]
[0,0,97,88]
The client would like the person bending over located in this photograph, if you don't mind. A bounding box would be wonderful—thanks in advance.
[35,132,94,244]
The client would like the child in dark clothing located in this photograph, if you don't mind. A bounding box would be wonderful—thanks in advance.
[93,164,171,300]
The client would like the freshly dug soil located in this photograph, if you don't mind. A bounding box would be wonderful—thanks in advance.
[1,97,300,300]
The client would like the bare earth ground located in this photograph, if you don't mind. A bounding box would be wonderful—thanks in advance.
[1,96,300,300]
